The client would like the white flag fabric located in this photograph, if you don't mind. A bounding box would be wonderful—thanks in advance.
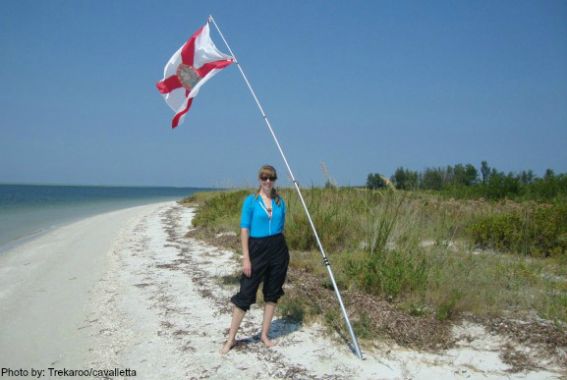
[156,21,233,128]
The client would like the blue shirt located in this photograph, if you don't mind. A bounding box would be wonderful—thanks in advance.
[240,194,286,238]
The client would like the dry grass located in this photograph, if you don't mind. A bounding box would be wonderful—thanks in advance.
[283,267,453,350]
[182,188,567,357]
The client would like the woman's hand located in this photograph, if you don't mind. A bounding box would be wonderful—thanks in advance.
[241,228,252,277]
[242,256,252,277]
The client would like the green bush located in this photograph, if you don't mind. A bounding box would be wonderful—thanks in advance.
[191,190,248,228]
[468,203,567,257]
[344,249,428,300]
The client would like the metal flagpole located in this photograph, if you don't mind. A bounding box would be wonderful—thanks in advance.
[208,15,363,360]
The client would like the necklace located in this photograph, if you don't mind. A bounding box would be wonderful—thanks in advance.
[259,194,273,218]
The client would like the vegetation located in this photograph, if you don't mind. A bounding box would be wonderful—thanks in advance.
[469,203,567,257]
[388,162,567,201]
[183,186,567,334]
[366,173,387,189]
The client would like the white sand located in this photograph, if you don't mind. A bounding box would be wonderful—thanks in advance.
[0,202,172,373]
[0,202,563,379]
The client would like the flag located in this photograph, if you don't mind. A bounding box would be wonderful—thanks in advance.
[156,21,233,128]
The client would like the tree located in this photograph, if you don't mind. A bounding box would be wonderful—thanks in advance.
[481,161,490,183]
[445,163,479,186]
[484,170,520,199]
[464,164,479,186]
[421,168,444,190]
[544,169,556,181]
[366,173,386,189]
[453,164,467,186]
[391,167,418,190]
[519,170,534,185]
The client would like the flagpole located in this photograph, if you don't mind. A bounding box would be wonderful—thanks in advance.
[208,15,363,360]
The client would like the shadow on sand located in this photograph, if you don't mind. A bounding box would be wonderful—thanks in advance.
[234,318,302,349]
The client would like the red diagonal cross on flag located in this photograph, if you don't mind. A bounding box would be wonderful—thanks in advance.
[156,21,233,128]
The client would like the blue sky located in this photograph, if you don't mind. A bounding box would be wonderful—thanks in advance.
[1,0,566,187]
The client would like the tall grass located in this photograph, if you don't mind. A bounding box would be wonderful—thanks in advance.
[183,188,567,323]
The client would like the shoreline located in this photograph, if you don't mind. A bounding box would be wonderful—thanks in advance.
[0,201,175,372]
[0,201,563,379]
[0,197,186,256]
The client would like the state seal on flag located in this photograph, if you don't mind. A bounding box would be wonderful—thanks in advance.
[176,64,201,91]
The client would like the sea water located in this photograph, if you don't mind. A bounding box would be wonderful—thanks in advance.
[0,184,209,253]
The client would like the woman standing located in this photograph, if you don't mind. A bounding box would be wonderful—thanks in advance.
[221,165,290,354]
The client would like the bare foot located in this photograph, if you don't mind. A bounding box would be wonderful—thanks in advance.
[220,340,236,355]
[261,336,276,348]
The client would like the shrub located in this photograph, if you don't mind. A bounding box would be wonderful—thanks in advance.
[191,190,248,228]
[344,249,428,300]
[468,203,567,257]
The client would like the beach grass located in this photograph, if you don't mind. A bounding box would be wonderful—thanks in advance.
[181,187,567,344]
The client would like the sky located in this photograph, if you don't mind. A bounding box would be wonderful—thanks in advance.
[1,1,566,188]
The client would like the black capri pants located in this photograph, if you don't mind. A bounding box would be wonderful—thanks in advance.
[231,233,290,312]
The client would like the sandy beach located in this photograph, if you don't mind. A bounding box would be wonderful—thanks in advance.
[0,201,563,379]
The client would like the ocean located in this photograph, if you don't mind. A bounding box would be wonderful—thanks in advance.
[0,184,208,253]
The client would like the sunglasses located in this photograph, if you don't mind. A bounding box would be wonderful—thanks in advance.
[260,175,277,181]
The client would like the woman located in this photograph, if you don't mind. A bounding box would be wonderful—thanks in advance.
[221,165,290,354]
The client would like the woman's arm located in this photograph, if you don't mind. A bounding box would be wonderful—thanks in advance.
[241,227,251,277]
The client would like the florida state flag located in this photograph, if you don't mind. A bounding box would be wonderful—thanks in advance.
[156,21,233,128]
